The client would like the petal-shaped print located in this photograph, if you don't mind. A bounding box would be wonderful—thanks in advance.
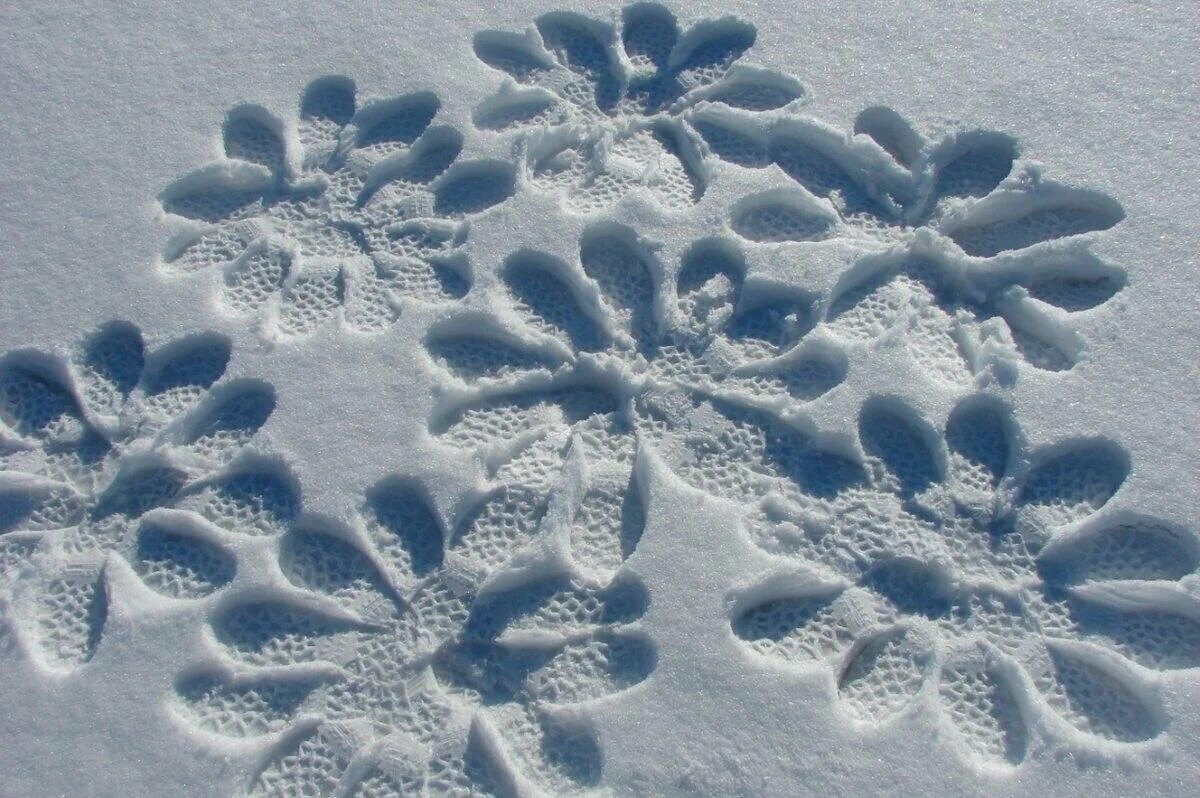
[473,574,648,643]
[0,360,87,443]
[1027,257,1125,311]
[854,106,923,169]
[725,295,817,361]
[930,134,1017,203]
[297,75,356,167]
[214,600,364,667]
[489,702,602,792]
[579,227,658,347]
[0,482,85,534]
[939,655,1027,765]
[837,627,931,722]
[536,12,622,112]
[427,330,563,382]
[697,66,806,111]
[432,160,517,217]
[1016,440,1128,528]
[669,17,755,93]
[372,125,463,192]
[1041,518,1199,584]
[160,165,270,224]
[73,322,145,421]
[522,631,655,704]
[1039,642,1160,742]
[1067,595,1200,671]
[133,517,235,599]
[733,590,860,663]
[223,105,288,176]
[567,465,644,583]
[730,195,835,243]
[944,396,1012,493]
[622,3,678,73]
[175,670,325,738]
[434,385,618,451]
[176,466,300,537]
[351,91,439,165]
[91,462,189,521]
[504,250,607,352]
[858,399,943,499]
[473,29,556,82]
[473,86,561,132]
[279,526,400,622]
[138,333,232,424]
[164,223,259,275]
[33,565,108,669]
[691,111,771,167]
[769,131,887,220]
[299,75,356,127]
[249,722,368,797]
[362,478,445,587]
[948,193,1124,258]
[446,486,549,578]
[177,379,275,463]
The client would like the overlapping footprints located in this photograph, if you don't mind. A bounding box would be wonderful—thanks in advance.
[161,77,516,337]
[733,395,1199,765]
[0,322,275,670]
[168,478,654,796]
[696,107,1127,376]
[426,224,852,531]
[473,3,806,212]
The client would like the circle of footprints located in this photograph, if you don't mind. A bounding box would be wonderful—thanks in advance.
[175,479,653,796]
[473,3,806,212]
[732,396,1200,766]
[0,322,274,670]
[426,224,853,541]
[161,77,517,337]
[699,105,1126,376]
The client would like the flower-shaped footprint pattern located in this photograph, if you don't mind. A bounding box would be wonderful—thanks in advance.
[733,395,1199,766]
[0,322,276,671]
[697,106,1126,378]
[473,3,805,212]
[162,77,517,337]
[425,225,860,561]
[169,477,654,796]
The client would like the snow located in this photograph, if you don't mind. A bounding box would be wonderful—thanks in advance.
[1,1,1198,795]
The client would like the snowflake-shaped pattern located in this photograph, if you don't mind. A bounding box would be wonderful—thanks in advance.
[167,475,653,796]
[161,76,517,337]
[0,322,277,670]
[472,3,806,212]
[696,105,1127,377]
[427,224,860,572]
[733,394,1199,765]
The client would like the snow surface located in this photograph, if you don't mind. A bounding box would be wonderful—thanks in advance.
[1,0,1199,795]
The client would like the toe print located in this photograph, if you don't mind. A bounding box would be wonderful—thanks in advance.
[735,394,1198,765]
[161,78,515,338]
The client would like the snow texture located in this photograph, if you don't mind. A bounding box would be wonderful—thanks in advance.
[1,1,1198,796]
